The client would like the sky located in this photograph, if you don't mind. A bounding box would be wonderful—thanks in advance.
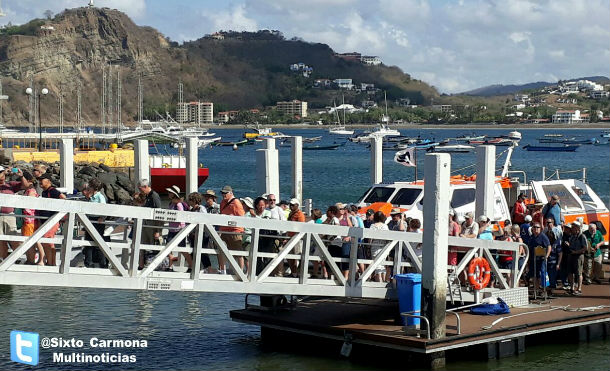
[2,0,609,94]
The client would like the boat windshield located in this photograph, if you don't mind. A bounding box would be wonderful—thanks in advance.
[390,188,422,206]
[362,187,395,203]
[450,188,476,209]
[540,184,582,209]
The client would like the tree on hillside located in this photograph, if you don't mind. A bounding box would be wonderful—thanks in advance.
[44,10,54,20]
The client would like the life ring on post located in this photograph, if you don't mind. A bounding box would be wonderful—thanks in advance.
[468,257,491,290]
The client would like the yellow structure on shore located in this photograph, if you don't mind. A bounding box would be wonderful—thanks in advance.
[8,149,135,167]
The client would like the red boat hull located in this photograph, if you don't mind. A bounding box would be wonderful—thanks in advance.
[150,168,209,194]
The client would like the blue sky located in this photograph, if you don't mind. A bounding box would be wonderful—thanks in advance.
[3,0,609,93]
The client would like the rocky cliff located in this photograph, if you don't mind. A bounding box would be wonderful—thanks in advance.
[0,7,437,127]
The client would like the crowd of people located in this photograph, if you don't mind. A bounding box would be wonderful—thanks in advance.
[0,167,607,294]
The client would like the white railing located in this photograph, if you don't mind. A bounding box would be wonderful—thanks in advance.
[0,194,524,300]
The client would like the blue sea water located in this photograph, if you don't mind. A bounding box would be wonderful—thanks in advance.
[0,127,608,370]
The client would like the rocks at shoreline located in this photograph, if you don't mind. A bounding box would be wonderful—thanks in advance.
[7,161,135,205]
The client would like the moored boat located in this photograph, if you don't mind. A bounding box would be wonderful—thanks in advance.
[523,144,579,152]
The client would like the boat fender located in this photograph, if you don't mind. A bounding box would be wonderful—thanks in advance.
[468,257,491,290]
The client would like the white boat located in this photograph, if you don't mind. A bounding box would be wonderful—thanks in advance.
[428,144,474,153]
[328,97,354,136]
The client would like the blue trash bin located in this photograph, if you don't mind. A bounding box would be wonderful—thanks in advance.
[395,273,422,326]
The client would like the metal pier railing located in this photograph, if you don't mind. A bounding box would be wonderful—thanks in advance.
[0,194,523,301]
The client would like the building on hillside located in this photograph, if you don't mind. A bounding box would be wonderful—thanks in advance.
[361,56,381,65]
[552,109,587,124]
[577,80,603,91]
[514,94,529,102]
[176,102,214,124]
[333,79,354,89]
[512,103,526,110]
[360,83,375,90]
[335,52,361,61]
[217,112,230,123]
[362,100,377,108]
[277,100,308,118]
[590,91,610,99]
[431,104,452,113]
[314,79,332,88]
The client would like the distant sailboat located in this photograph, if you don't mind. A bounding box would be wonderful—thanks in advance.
[329,97,354,136]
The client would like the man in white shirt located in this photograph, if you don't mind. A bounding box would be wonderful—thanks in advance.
[266,194,286,221]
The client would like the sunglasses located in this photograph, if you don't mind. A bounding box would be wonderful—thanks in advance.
[532,226,541,229]
[268,198,276,201]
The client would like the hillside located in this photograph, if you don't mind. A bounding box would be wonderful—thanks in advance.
[0,7,438,127]
[460,76,610,96]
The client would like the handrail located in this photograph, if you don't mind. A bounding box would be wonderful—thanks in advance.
[0,193,525,299]
[400,311,430,339]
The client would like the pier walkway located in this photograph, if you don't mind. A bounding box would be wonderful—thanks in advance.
[0,193,523,301]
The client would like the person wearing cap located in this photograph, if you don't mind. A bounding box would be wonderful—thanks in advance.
[512,193,527,224]
[363,209,375,228]
[202,190,219,214]
[477,215,493,240]
[527,221,551,292]
[520,214,533,245]
[285,198,306,277]
[218,185,245,274]
[459,212,478,238]
[0,167,22,261]
[388,208,406,231]
[565,221,587,295]
[137,179,163,248]
[583,223,604,284]
[38,172,66,266]
[542,195,563,226]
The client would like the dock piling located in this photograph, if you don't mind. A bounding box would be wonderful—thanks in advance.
[475,145,496,219]
[185,137,198,194]
[256,138,280,198]
[370,136,382,184]
[134,139,149,186]
[291,136,303,204]
[59,139,74,193]
[421,153,451,342]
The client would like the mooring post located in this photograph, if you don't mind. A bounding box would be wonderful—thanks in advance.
[291,136,303,204]
[421,153,451,368]
[370,135,383,184]
[134,139,149,186]
[59,139,74,194]
[256,138,280,198]
[185,137,198,194]
[475,145,496,219]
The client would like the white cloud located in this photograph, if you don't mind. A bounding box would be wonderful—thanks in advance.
[211,4,258,32]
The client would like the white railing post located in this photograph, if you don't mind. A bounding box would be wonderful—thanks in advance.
[60,139,74,194]
[370,136,383,184]
[256,138,280,198]
[475,145,495,219]
[291,136,303,204]
[134,139,149,186]
[421,153,451,341]
[186,137,198,194]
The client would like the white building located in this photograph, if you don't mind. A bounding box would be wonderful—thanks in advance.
[361,56,381,65]
[514,94,529,102]
[552,110,586,124]
[176,102,214,124]
[577,79,603,91]
[590,91,609,99]
[277,100,308,118]
[333,79,354,89]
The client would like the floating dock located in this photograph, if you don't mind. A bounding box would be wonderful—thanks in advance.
[231,278,610,365]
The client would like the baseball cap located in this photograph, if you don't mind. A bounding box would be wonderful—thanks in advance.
[572,220,581,227]
[221,185,232,194]
[477,215,488,223]
[524,215,532,222]
[203,189,216,198]
[551,195,559,201]
[391,208,402,215]
[448,209,455,216]
[289,198,300,205]
[366,209,374,216]
[465,212,474,219]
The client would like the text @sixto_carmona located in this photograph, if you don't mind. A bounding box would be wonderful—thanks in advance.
[41,337,147,364]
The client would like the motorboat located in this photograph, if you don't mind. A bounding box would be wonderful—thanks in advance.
[523,144,579,152]
[427,144,474,153]
[329,126,354,135]
[243,124,280,139]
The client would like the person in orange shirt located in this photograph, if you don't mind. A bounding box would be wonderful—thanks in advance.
[218,185,245,274]
[286,198,306,278]
[512,193,527,224]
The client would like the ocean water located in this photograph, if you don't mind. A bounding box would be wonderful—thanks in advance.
[0,128,609,370]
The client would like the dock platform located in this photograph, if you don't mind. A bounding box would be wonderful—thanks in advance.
[230,281,610,364]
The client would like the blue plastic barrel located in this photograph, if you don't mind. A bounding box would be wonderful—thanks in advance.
[395,273,422,326]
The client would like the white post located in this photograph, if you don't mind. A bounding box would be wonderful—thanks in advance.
[421,153,451,342]
[185,137,198,194]
[256,138,280,198]
[59,139,74,193]
[134,139,149,186]
[291,136,303,204]
[475,145,496,219]
[370,136,383,184]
